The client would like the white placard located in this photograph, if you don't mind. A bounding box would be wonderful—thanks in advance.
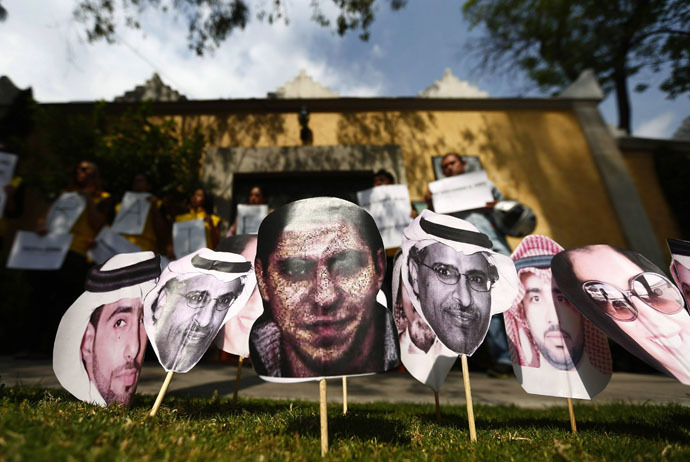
[45,192,87,234]
[110,192,152,235]
[0,152,18,186]
[236,204,268,234]
[429,170,494,214]
[87,226,142,265]
[357,185,412,249]
[6,231,73,270]
[0,187,6,219]
[173,219,206,258]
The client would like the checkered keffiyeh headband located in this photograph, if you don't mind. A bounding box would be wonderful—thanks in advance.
[507,235,612,374]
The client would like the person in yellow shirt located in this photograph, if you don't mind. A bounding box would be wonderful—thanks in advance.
[174,187,220,255]
[31,160,114,355]
[115,174,169,253]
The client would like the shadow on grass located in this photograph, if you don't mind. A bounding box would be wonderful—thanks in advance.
[285,413,409,445]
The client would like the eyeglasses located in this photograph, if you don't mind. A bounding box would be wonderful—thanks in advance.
[418,262,494,292]
[582,272,683,322]
[184,290,237,312]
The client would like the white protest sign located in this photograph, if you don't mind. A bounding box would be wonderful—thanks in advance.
[88,226,142,265]
[236,204,268,234]
[111,192,152,235]
[0,152,18,187]
[429,170,494,214]
[46,192,87,234]
[357,185,412,249]
[173,219,206,258]
[6,231,73,270]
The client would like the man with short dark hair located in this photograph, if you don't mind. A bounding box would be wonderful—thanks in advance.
[553,245,690,385]
[81,297,147,407]
[53,252,160,407]
[373,169,395,187]
[250,197,400,378]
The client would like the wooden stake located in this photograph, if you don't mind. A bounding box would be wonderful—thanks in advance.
[460,355,477,442]
[233,356,244,404]
[342,377,348,415]
[434,391,441,423]
[320,379,329,456]
[567,398,578,434]
[149,370,174,417]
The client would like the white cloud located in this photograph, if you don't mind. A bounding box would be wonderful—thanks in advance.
[0,0,384,101]
[635,111,676,139]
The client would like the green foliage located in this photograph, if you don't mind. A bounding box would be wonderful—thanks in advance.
[73,0,407,56]
[2,387,690,460]
[20,102,207,204]
[462,0,690,132]
[90,103,207,200]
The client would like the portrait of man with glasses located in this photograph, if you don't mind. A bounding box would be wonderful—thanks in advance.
[553,244,690,385]
[400,210,519,358]
[144,248,256,373]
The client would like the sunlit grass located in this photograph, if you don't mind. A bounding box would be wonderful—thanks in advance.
[1,386,689,460]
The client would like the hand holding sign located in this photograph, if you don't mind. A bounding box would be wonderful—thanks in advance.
[6,231,73,270]
[428,170,494,214]
[236,204,268,234]
[172,219,206,258]
[45,192,87,234]
[357,185,412,249]
[111,192,152,235]
[0,152,18,187]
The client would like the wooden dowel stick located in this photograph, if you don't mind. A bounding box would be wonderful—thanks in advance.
[342,376,348,415]
[461,355,477,442]
[320,379,329,456]
[150,370,174,417]
[567,398,577,434]
[434,391,441,423]
[233,356,244,404]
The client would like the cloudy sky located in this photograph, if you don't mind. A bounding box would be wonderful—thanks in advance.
[2,0,687,138]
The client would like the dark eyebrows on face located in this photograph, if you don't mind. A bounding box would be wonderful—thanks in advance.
[106,305,134,322]
[526,287,542,294]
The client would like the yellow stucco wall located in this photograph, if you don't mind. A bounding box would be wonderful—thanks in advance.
[623,150,680,260]
[171,108,629,251]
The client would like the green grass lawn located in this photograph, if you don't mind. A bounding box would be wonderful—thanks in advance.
[1,386,689,461]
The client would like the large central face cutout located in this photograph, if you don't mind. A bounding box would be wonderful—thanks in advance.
[249,197,400,380]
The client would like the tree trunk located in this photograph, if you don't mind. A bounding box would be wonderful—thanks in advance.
[614,69,631,134]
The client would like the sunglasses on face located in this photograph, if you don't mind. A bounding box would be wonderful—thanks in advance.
[419,262,494,292]
[582,272,683,322]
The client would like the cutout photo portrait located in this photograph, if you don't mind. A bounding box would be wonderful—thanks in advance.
[144,248,256,373]
[392,251,456,391]
[249,197,400,380]
[667,238,690,309]
[399,210,519,357]
[53,252,161,407]
[214,234,264,358]
[504,236,611,399]
[553,245,690,385]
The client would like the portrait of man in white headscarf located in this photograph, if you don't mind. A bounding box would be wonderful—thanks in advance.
[144,248,256,373]
[53,252,161,407]
[504,235,611,399]
[400,210,519,357]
